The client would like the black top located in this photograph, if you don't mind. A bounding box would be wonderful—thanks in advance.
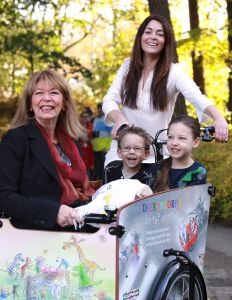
[104,161,151,184]
[147,160,207,190]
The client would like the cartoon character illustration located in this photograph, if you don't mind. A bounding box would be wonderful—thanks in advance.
[20,257,33,278]
[0,287,10,299]
[63,235,105,280]
[72,263,102,288]
[179,198,209,252]
[190,217,198,235]
[179,218,198,252]
[189,197,209,229]
[119,245,129,262]
[179,223,187,244]
[50,276,68,299]
[24,267,69,299]
[35,255,46,274]
[131,231,141,257]
[7,253,24,279]
[95,289,114,300]
[12,284,20,299]
[39,288,47,300]
[56,256,69,270]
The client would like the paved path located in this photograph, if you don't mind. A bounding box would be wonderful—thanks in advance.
[204,224,232,300]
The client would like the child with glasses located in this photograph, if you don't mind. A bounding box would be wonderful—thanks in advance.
[104,126,151,183]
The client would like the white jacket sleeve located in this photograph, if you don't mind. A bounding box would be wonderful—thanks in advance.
[102,59,130,125]
[171,63,213,123]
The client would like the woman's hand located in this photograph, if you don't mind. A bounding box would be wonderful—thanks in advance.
[73,209,85,229]
[112,122,129,139]
[107,110,130,139]
[211,119,229,143]
[204,105,229,142]
[56,204,77,228]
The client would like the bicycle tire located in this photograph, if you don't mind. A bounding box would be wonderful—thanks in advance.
[150,259,207,300]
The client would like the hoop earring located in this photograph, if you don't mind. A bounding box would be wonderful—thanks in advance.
[28,110,35,120]
[61,109,66,117]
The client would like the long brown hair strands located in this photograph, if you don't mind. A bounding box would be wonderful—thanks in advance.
[122,15,175,111]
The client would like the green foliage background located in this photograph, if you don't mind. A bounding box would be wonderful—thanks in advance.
[194,136,232,224]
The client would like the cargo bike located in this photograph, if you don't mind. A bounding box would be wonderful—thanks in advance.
[0,128,215,300]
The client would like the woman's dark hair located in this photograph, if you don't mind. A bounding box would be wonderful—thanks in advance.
[122,15,175,111]
[117,125,151,151]
[153,115,201,192]
[168,115,201,139]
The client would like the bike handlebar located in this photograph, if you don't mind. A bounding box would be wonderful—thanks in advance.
[84,213,116,224]
[152,126,215,146]
[163,248,195,263]
[151,126,215,162]
[116,124,130,136]
[200,127,215,142]
[83,206,117,225]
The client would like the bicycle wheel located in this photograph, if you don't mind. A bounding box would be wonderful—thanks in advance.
[164,265,206,300]
[151,260,207,300]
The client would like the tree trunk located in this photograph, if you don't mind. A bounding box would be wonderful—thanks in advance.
[148,0,187,115]
[226,0,232,112]
[188,0,205,94]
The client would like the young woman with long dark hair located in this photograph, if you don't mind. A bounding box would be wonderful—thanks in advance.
[102,15,228,167]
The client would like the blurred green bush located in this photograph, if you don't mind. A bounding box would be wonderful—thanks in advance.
[194,135,232,224]
[0,100,16,138]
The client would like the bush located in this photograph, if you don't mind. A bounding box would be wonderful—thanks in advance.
[194,135,232,224]
[0,101,17,139]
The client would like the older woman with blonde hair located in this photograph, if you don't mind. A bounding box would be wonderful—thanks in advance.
[0,70,94,230]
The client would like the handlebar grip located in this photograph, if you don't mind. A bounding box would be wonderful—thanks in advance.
[200,126,215,142]
[207,127,215,134]
[200,127,215,134]
[163,248,179,257]
[116,124,129,136]
[84,213,116,224]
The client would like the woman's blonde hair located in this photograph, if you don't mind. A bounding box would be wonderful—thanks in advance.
[11,70,84,139]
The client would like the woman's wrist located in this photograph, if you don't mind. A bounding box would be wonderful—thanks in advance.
[205,106,229,142]
[107,110,128,124]
[205,105,227,123]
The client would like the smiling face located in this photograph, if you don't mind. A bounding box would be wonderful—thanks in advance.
[117,133,149,173]
[141,20,165,58]
[167,122,200,166]
[31,80,64,128]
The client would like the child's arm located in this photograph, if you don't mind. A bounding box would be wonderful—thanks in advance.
[136,185,153,198]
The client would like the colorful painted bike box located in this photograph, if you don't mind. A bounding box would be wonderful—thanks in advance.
[0,222,116,299]
[117,184,211,300]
